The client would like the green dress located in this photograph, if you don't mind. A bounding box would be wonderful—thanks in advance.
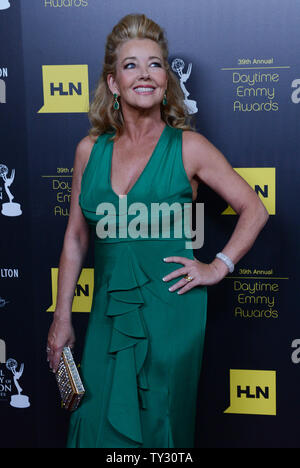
[66,124,207,448]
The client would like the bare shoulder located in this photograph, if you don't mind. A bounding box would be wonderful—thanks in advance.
[74,134,98,174]
[182,129,209,147]
[182,130,219,156]
[182,129,229,172]
[182,130,215,173]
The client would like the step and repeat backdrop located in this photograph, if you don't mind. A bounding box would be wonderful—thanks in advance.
[1,0,299,448]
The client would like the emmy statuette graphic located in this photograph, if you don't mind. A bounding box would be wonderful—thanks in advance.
[0,0,10,10]
[0,165,22,216]
[172,58,198,114]
[0,296,9,308]
[6,359,30,408]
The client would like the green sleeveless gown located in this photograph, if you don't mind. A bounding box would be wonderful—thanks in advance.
[66,124,207,448]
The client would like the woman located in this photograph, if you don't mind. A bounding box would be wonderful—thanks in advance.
[47,14,269,448]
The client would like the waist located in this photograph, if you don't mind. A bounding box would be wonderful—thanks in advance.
[93,238,196,289]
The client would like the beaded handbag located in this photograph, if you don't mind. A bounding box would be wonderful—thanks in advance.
[55,346,85,411]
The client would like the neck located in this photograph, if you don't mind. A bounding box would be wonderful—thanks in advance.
[119,103,164,142]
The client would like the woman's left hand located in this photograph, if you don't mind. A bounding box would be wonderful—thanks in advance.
[162,256,228,294]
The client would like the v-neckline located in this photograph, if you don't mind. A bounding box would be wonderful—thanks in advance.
[108,124,168,199]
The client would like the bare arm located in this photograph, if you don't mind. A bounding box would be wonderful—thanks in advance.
[190,133,269,278]
[47,135,96,371]
[163,131,269,293]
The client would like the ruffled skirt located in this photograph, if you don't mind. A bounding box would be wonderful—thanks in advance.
[67,239,207,448]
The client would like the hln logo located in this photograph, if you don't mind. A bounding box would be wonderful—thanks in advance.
[38,65,89,113]
[47,267,93,313]
[50,82,82,96]
[237,385,269,399]
[224,369,276,415]
[222,168,276,215]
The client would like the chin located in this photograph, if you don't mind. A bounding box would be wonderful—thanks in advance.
[130,99,162,110]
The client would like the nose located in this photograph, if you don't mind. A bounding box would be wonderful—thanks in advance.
[139,67,150,79]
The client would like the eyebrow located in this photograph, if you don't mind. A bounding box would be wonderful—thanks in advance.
[121,56,162,63]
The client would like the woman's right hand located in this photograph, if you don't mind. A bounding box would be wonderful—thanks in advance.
[47,317,75,373]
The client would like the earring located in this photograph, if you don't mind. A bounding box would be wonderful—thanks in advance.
[113,93,120,110]
[162,91,167,106]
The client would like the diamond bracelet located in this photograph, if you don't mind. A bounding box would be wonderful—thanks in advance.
[215,252,235,273]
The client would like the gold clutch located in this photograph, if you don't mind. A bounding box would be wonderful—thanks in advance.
[55,346,85,411]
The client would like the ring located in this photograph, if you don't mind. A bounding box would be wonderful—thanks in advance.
[184,275,193,282]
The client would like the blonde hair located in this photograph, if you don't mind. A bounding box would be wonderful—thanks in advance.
[88,13,196,139]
